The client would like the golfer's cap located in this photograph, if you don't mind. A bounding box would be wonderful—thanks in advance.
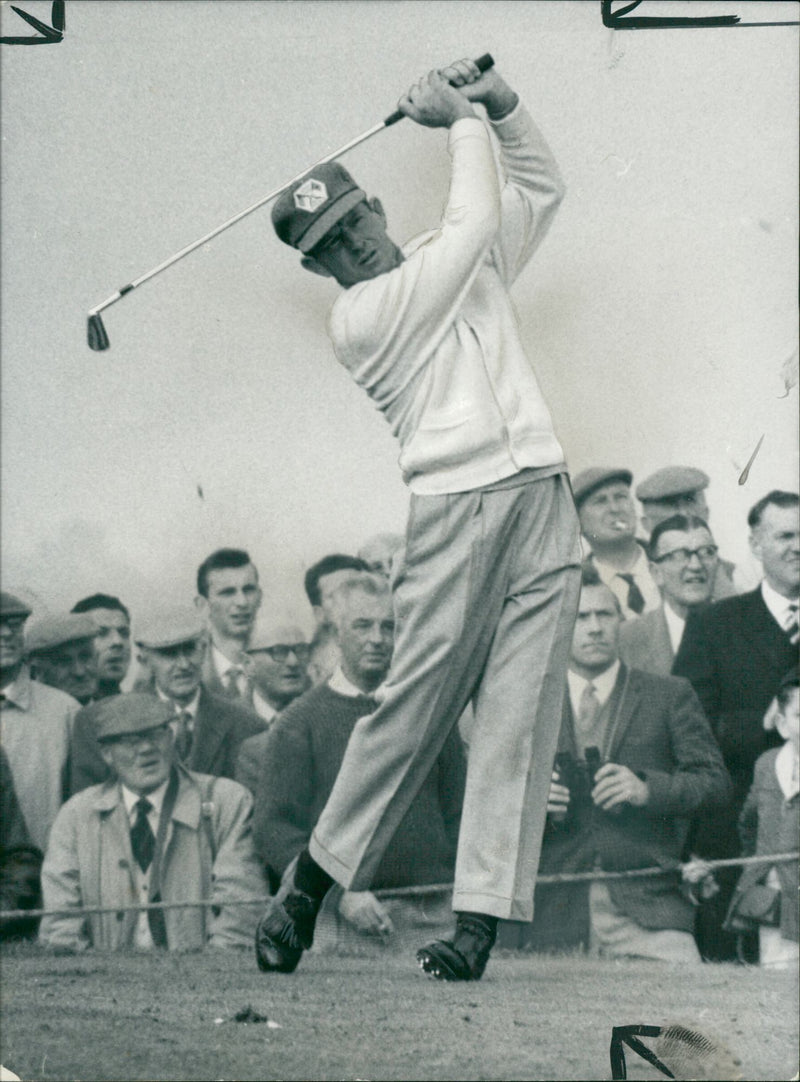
[25,612,97,656]
[135,606,205,650]
[271,162,367,254]
[0,591,32,618]
[636,467,710,503]
[95,693,174,742]
[572,468,633,508]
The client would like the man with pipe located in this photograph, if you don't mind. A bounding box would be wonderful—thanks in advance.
[258,58,581,981]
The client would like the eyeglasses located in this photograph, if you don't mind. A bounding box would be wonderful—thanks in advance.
[103,723,171,748]
[250,644,311,664]
[651,544,718,566]
[0,615,28,631]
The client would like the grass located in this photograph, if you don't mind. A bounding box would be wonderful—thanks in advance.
[0,942,797,1081]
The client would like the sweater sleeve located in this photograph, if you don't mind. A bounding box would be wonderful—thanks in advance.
[488,102,566,287]
[329,117,500,411]
[252,712,316,877]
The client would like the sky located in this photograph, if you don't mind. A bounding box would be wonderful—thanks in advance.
[1,0,797,628]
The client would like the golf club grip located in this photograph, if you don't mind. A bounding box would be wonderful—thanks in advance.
[383,53,495,127]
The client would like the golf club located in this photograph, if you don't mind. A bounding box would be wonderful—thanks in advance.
[87,53,494,351]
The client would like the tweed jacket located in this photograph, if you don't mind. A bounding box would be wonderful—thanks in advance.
[619,607,675,676]
[728,748,799,942]
[39,766,268,951]
[68,686,265,796]
[530,666,730,949]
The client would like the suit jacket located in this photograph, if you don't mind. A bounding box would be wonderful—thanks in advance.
[68,687,266,796]
[39,766,268,951]
[528,665,730,951]
[673,588,796,799]
[619,607,674,676]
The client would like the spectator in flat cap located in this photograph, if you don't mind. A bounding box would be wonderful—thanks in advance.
[619,515,720,676]
[636,467,738,601]
[234,618,310,803]
[1,595,80,851]
[40,693,268,952]
[71,594,132,698]
[357,533,405,579]
[674,490,800,961]
[26,612,98,706]
[573,469,661,620]
[195,548,263,704]
[68,606,265,796]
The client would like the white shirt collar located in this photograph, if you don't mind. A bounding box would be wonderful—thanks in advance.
[567,659,621,713]
[761,580,800,631]
[662,602,686,655]
[774,742,800,800]
[121,777,170,822]
[212,643,245,678]
[328,665,385,700]
[252,689,277,723]
[156,686,200,720]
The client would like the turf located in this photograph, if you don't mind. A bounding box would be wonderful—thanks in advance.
[0,943,797,1081]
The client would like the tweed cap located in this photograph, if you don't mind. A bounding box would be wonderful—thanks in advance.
[572,467,633,507]
[272,161,367,254]
[95,693,174,742]
[0,591,32,618]
[24,612,97,655]
[135,605,204,649]
[636,466,710,502]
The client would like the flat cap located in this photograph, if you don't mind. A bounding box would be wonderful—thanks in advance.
[272,162,367,254]
[636,466,710,502]
[24,612,97,655]
[0,591,32,618]
[135,605,205,649]
[94,693,174,742]
[572,467,633,507]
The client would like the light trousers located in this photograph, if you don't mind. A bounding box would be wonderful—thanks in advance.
[310,470,581,921]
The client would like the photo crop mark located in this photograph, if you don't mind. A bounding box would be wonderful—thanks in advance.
[1,1,65,45]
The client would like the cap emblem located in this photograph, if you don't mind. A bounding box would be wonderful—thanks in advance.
[293,178,328,213]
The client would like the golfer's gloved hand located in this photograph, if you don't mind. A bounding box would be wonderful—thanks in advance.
[338,890,394,938]
[439,58,518,120]
[398,70,477,128]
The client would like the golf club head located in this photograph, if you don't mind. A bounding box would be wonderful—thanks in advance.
[87,313,110,351]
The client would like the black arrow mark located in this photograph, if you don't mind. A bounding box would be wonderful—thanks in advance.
[1,1,65,45]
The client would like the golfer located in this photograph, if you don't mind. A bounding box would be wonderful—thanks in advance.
[258,58,582,981]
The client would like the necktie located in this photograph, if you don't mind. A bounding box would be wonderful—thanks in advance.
[786,603,799,646]
[576,682,602,750]
[224,666,247,700]
[130,798,155,872]
[618,573,645,615]
[174,710,193,761]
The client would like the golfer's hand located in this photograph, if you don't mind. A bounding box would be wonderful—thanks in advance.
[440,58,518,119]
[591,763,649,811]
[547,771,571,817]
[398,70,476,128]
[338,890,394,938]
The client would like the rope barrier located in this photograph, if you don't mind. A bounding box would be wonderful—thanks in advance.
[1,851,796,923]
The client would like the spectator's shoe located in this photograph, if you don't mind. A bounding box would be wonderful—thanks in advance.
[255,889,319,973]
[416,914,497,981]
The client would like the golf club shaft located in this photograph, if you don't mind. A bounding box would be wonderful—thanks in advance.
[88,53,494,318]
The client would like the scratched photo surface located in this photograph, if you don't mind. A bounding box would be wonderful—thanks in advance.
[0,0,797,1079]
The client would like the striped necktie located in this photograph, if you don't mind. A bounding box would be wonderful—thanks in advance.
[786,602,799,646]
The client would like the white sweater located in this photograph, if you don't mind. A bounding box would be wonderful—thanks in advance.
[327,103,567,495]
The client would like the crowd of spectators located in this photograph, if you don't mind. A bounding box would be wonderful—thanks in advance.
[0,474,797,970]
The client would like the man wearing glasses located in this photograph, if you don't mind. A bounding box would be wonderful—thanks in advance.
[40,693,267,951]
[620,514,720,676]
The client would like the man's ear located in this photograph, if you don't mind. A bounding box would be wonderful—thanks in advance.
[301,255,333,278]
[368,196,387,224]
[748,528,762,564]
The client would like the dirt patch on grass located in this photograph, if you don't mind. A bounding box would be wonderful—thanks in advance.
[1,944,797,1080]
